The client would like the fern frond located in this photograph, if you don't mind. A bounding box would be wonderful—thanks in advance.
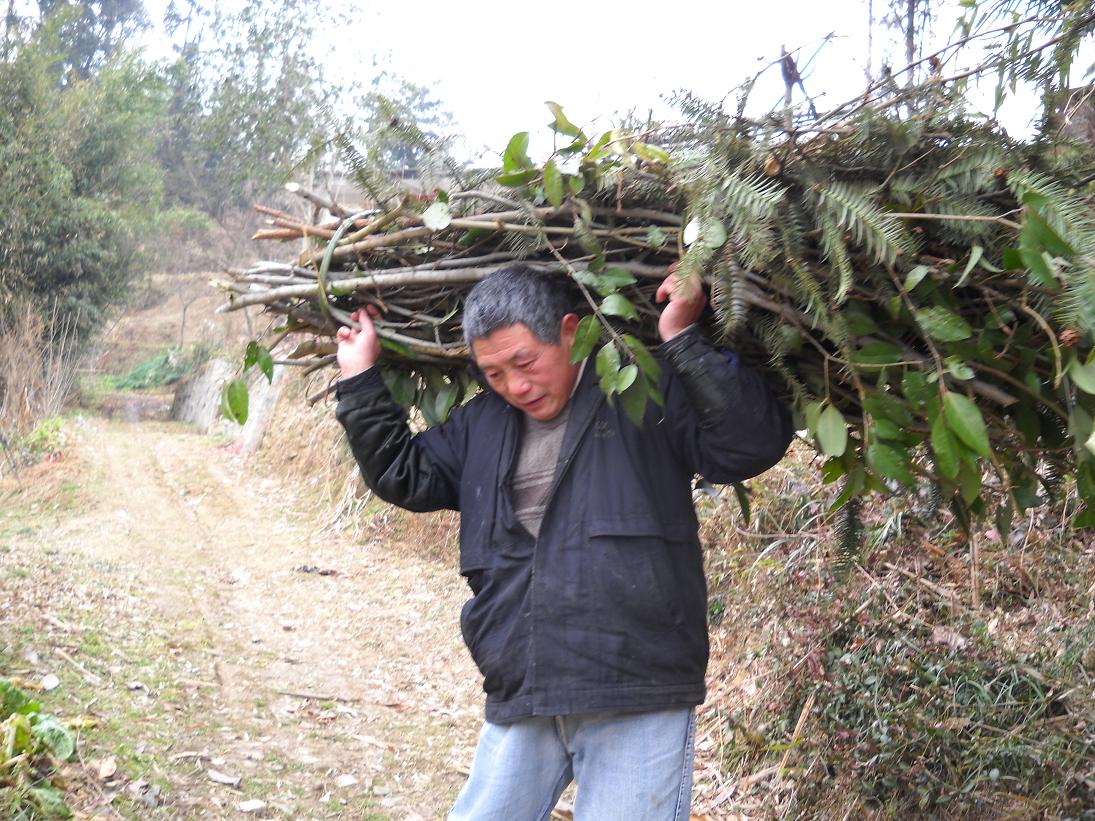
[712,243,750,341]
[923,195,999,243]
[817,212,855,306]
[721,170,785,270]
[331,130,398,210]
[835,496,863,580]
[1008,169,1095,253]
[930,145,1006,196]
[757,315,808,406]
[814,181,913,266]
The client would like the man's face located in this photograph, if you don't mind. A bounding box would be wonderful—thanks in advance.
[472,316,580,422]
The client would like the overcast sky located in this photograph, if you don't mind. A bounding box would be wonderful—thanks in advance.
[138,0,1078,160]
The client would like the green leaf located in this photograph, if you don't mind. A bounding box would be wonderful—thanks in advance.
[956,244,983,287]
[1069,354,1095,394]
[646,226,667,248]
[852,341,904,366]
[619,376,648,426]
[816,404,848,457]
[30,785,71,819]
[435,382,459,423]
[568,174,584,195]
[903,264,930,291]
[943,390,991,459]
[502,131,532,171]
[542,160,564,207]
[1021,204,1075,257]
[615,364,639,393]
[570,315,600,363]
[631,141,670,165]
[600,294,639,321]
[379,336,415,358]
[496,168,538,187]
[930,411,961,480]
[622,334,661,381]
[1,679,40,719]
[732,482,751,525]
[945,356,975,381]
[1018,244,1058,287]
[863,391,914,428]
[30,714,75,760]
[821,457,845,484]
[599,267,637,290]
[421,201,452,231]
[257,347,274,383]
[958,459,982,504]
[596,343,621,395]
[867,441,916,486]
[902,371,929,408]
[804,401,823,435]
[1001,247,1023,270]
[220,378,249,425]
[243,340,259,371]
[917,306,972,342]
[545,101,583,138]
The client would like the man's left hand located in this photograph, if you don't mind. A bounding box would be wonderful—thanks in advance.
[655,267,706,341]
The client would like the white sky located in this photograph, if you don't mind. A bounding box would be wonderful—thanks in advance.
[137,0,1090,160]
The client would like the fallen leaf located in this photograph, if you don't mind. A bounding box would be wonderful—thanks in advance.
[98,756,118,780]
[41,673,60,691]
[335,774,358,788]
[238,799,266,812]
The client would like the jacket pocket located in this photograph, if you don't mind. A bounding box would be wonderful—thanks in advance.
[458,563,531,701]
[585,515,694,633]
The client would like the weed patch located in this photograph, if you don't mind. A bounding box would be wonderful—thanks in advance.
[109,344,213,391]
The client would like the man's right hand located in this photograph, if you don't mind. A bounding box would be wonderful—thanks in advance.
[336,307,381,379]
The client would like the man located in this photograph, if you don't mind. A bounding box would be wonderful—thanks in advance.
[334,264,792,820]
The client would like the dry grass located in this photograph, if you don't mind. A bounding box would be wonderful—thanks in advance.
[0,301,86,442]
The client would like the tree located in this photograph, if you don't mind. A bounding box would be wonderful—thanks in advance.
[158,0,331,221]
[0,11,169,330]
[35,0,147,82]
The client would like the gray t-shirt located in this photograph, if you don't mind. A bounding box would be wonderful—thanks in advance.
[511,403,571,539]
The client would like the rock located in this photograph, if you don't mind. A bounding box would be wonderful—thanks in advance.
[171,358,236,434]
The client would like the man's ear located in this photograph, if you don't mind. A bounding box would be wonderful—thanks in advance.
[559,313,580,346]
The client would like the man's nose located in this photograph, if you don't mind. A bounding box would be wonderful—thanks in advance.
[508,374,532,396]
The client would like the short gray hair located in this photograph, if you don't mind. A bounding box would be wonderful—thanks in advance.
[462,265,576,351]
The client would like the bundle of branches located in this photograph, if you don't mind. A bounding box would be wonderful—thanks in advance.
[218,18,1095,533]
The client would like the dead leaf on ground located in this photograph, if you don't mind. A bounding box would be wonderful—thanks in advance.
[97,756,118,780]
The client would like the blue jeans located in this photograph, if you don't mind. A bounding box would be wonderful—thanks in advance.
[448,708,696,821]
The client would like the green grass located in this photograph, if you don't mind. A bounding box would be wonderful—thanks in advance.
[109,343,214,391]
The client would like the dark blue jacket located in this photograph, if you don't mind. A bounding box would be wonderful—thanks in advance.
[336,328,792,723]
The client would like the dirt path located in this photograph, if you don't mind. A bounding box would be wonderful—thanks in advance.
[6,415,482,818]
